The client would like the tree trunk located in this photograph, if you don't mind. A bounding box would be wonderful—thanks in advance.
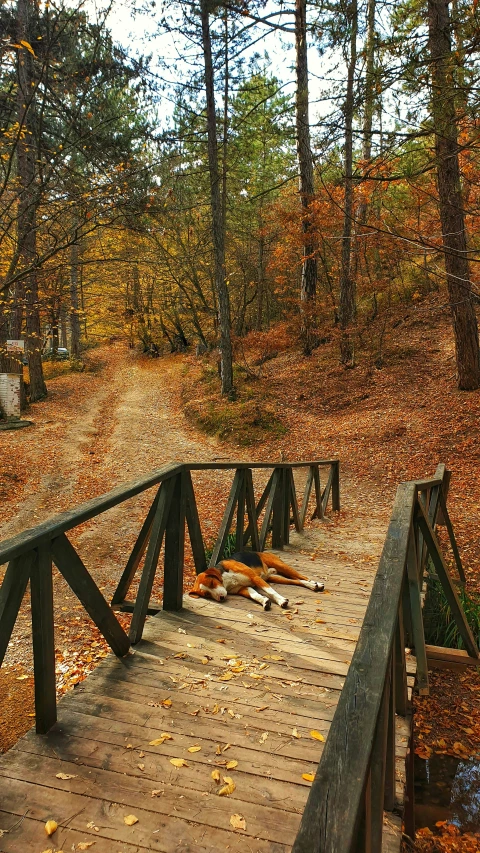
[295,0,317,306]
[428,0,480,390]
[70,239,81,359]
[200,0,234,398]
[16,0,46,400]
[338,0,358,366]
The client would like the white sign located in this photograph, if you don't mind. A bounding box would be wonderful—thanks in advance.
[6,339,25,352]
[0,373,21,417]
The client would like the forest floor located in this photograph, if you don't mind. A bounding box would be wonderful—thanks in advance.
[1,295,479,850]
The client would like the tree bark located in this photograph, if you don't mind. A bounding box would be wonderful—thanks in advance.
[339,0,358,366]
[70,239,81,359]
[16,0,46,400]
[200,0,234,397]
[428,0,480,390]
[295,0,317,305]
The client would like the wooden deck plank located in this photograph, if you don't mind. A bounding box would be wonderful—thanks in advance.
[0,530,411,852]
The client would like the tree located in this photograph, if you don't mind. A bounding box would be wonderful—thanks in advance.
[295,0,317,305]
[427,0,480,390]
[200,0,234,397]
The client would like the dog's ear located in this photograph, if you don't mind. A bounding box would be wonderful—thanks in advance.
[188,588,205,598]
[206,567,223,580]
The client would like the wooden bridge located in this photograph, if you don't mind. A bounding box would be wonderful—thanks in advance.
[0,460,477,852]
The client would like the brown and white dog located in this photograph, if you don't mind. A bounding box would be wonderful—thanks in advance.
[188,551,324,610]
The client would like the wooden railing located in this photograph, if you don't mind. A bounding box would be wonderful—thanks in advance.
[292,463,479,853]
[0,459,339,735]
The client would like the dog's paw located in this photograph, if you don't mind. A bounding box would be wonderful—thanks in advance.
[280,598,289,609]
[263,598,271,611]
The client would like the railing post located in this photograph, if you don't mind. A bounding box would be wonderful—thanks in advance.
[0,552,34,667]
[406,522,429,695]
[30,543,57,733]
[271,467,285,549]
[163,471,186,611]
[331,461,340,511]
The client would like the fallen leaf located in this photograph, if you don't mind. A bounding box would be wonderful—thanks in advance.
[76,844,95,851]
[151,789,164,797]
[187,745,202,753]
[302,773,315,782]
[220,672,234,681]
[138,763,145,771]
[170,758,188,768]
[259,732,269,744]
[45,820,58,837]
[226,759,238,769]
[292,728,301,739]
[123,815,139,826]
[218,780,236,796]
[310,730,325,742]
[56,772,77,780]
[149,733,172,746]
[161,698,172,708]
[211,769,221,782]
[222,743,231,752]
[230,814,246,830]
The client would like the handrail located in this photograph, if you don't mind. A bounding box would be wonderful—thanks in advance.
[0,458,340,735]
[292,465,479,852]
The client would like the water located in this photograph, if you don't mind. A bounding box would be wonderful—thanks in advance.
[414,754,480,832]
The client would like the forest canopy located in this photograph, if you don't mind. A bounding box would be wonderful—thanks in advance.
[1,0,479,398]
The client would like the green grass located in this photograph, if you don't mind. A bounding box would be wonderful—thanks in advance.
[205,532,238,566]
[423,573,480,650]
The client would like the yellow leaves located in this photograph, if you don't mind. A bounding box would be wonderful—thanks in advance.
[187,745,201,753]
[211,768,221,782]
[76,844,95,850]
[230,814,246,830]
[316,619,326,624]
[292,727,301,739]
[262,654,285,661]
[218,776,236,796]
[226,759,238,770]
[302,773,315,783]
[56,772,77,780]
[123,814,139,826]
[310,730,325,742]
[45,820,58,836]
[149,733,172,746]
[259,732,269,744]
[169,758,188,768]
[161,698,172,708]
[220,672,234,681]
[12,40,36,56]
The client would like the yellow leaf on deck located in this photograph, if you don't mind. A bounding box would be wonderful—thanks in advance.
[220,672,234,681]
[230,814,246,830]
[149,733,172,746]
[218,780,236,796]
[259,732,269,744]
[170,758,188,767]
[187,745,202,753]
[56,772,76,780]
[211,769,221,782]
[77,843,95,850]
[123,814,139,826]
[302,773,315,782]
[226,759,238,769]
[161,698,172,707]
[310,730,325,742]
[44,821,58,836]
[292,728,301,739]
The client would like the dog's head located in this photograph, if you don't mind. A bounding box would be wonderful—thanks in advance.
[188,567,227,602]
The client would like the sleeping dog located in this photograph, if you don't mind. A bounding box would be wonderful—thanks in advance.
[188,550,324,610]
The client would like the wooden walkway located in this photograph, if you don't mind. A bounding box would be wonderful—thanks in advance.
[0,531,411,852]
